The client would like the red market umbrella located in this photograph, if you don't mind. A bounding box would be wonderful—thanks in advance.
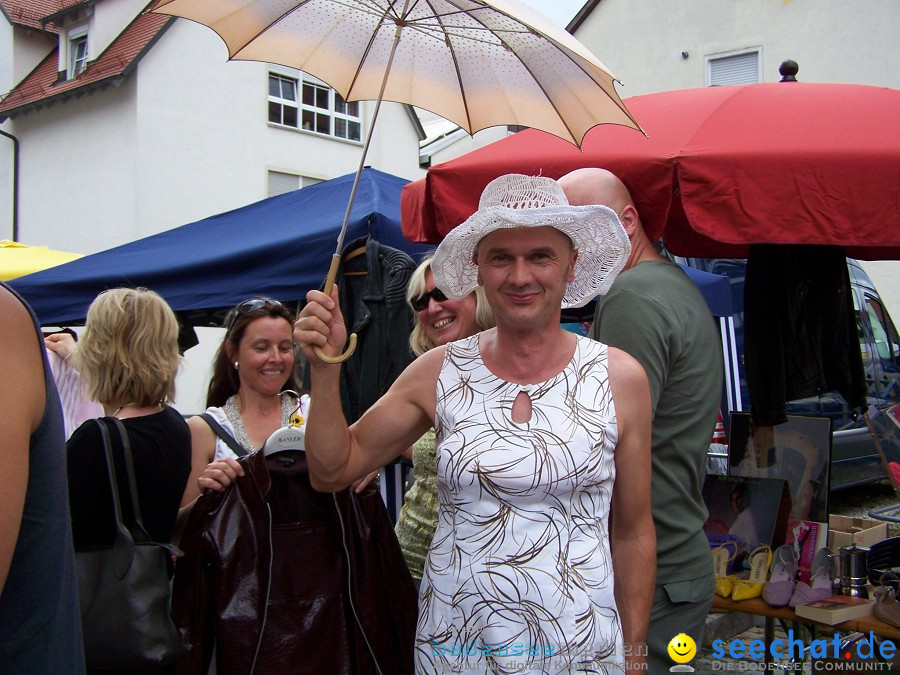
[402,81,900,259]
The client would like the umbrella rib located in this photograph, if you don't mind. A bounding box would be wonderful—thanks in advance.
[423,0,474,134]
[226,0,398,60]
[224,0,318,57]
[342,2,399,98]
[442,4,588,143]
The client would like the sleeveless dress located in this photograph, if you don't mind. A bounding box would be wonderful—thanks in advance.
[415,333,623,674]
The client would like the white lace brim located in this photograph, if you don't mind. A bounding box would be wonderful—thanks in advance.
[431,204,631,309]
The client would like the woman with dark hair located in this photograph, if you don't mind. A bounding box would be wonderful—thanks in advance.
[180,297,305,507]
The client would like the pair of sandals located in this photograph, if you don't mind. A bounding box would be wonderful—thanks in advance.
[714,544,773,601]
[761,543,836,607]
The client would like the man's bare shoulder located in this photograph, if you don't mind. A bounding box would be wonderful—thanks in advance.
[607,346,649,389]
[0,285,45,432]
[397,345,447,389]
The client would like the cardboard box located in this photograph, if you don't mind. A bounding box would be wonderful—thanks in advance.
[828,515,887,549]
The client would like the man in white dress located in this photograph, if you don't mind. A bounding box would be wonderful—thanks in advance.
[295,174,655,674]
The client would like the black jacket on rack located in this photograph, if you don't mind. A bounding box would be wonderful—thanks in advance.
[336,235,417,423]
[172,448,417,674]
[744,244,866,427]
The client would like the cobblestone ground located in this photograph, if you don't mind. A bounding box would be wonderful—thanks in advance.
[691,480,900,673]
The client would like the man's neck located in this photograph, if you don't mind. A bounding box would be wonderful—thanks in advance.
[627,237,666,269]
[482,324,575,385]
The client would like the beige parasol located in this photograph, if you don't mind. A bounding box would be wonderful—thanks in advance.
[152,0,642,360]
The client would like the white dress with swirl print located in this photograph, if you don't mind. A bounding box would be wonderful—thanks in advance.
[415,333,623,675]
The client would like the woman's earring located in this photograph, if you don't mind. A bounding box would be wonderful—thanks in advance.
[233,361,239,370]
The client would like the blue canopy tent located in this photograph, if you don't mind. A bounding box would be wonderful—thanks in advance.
[11,168,433,325]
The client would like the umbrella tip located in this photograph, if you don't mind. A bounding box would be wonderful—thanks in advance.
[779,60,799,82]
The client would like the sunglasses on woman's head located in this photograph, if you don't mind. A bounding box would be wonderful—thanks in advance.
[225,297,285,329]
[411,288,448,312]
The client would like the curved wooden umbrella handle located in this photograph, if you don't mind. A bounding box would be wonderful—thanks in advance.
[313,255,357,364]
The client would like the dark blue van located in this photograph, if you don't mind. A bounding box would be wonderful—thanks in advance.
[676,256,900,490]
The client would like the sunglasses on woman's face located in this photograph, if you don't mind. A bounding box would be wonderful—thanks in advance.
[411,288,448,312]
[225,297,285,330]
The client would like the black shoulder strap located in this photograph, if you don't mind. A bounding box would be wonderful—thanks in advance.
[199,412,247,457]
[108,417,153,543]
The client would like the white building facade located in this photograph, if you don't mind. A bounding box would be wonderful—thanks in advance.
[0,0,434,253]
[568,0,900,316]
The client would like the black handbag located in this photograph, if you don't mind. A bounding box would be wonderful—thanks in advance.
[75,417,185,670]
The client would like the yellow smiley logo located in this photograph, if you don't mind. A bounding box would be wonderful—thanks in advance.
[667,633,697,664]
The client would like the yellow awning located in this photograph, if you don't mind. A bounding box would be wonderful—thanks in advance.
[0,240,83,281]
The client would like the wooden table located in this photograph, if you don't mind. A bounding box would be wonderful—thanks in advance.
[711,595,900,665]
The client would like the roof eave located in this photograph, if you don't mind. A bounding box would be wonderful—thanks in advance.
[0,14,174,123]
[42,0,96,27]
[567,0,602,33]
[0,74,124,121]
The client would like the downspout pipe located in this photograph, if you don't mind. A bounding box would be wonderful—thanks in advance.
[0,129,19,241]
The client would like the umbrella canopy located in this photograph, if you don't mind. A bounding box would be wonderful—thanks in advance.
[151,0,640,148]
[0,240,83,281]
[10,169,432,325]
[402,82,900,259]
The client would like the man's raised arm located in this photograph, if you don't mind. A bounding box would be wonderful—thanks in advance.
[294,286,439,492]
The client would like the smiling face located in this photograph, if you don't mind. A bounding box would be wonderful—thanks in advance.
[229,316,294,397]
[418,270,480,347]
[475,226,576,330]
[667,633,697,664]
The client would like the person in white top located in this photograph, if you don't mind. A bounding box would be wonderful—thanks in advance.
[295,174,656,674]
[180,297,306,509]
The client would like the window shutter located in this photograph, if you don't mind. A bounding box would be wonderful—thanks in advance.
[709,51,759,86]
[268,171,300,197]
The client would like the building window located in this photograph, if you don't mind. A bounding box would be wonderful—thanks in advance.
[68,31,88,79]
[267,171,322,197]
[268,70,362,142]
[707,48,761,86]
[268,73,298,127]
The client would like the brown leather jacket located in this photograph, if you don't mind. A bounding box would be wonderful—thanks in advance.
[172,449,417,674]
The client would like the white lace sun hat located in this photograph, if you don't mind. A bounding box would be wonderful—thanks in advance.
[431,174,631,309]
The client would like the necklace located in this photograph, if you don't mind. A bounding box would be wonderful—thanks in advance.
[224,393,293,452]
[113,403,137,416]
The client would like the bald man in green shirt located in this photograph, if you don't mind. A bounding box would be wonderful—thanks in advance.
[561,168,723,673]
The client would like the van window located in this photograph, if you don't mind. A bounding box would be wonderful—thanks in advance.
[866,295,899,362]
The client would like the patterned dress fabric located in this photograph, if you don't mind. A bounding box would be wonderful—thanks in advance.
[416,333,623,674]
[395,429,439,581]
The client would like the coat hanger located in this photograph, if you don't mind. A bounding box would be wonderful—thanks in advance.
[343,246,366,263]
[262,391,306,456]
[342,244,367,276]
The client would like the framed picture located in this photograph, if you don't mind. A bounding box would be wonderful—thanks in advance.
[865,404,900,497]
[703,475,790,569]
[727,413,831,523]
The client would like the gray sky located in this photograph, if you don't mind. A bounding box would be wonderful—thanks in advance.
[518,0,584,28]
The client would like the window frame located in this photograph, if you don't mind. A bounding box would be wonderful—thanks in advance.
[267,67,363,143]
[268,72,299,128]
[705,47,762,87]
[67,27,89,79]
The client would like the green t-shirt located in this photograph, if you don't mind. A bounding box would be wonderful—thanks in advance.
[591,260,722,583]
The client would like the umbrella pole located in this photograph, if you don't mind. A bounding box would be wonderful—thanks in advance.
[314,21,405,364]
